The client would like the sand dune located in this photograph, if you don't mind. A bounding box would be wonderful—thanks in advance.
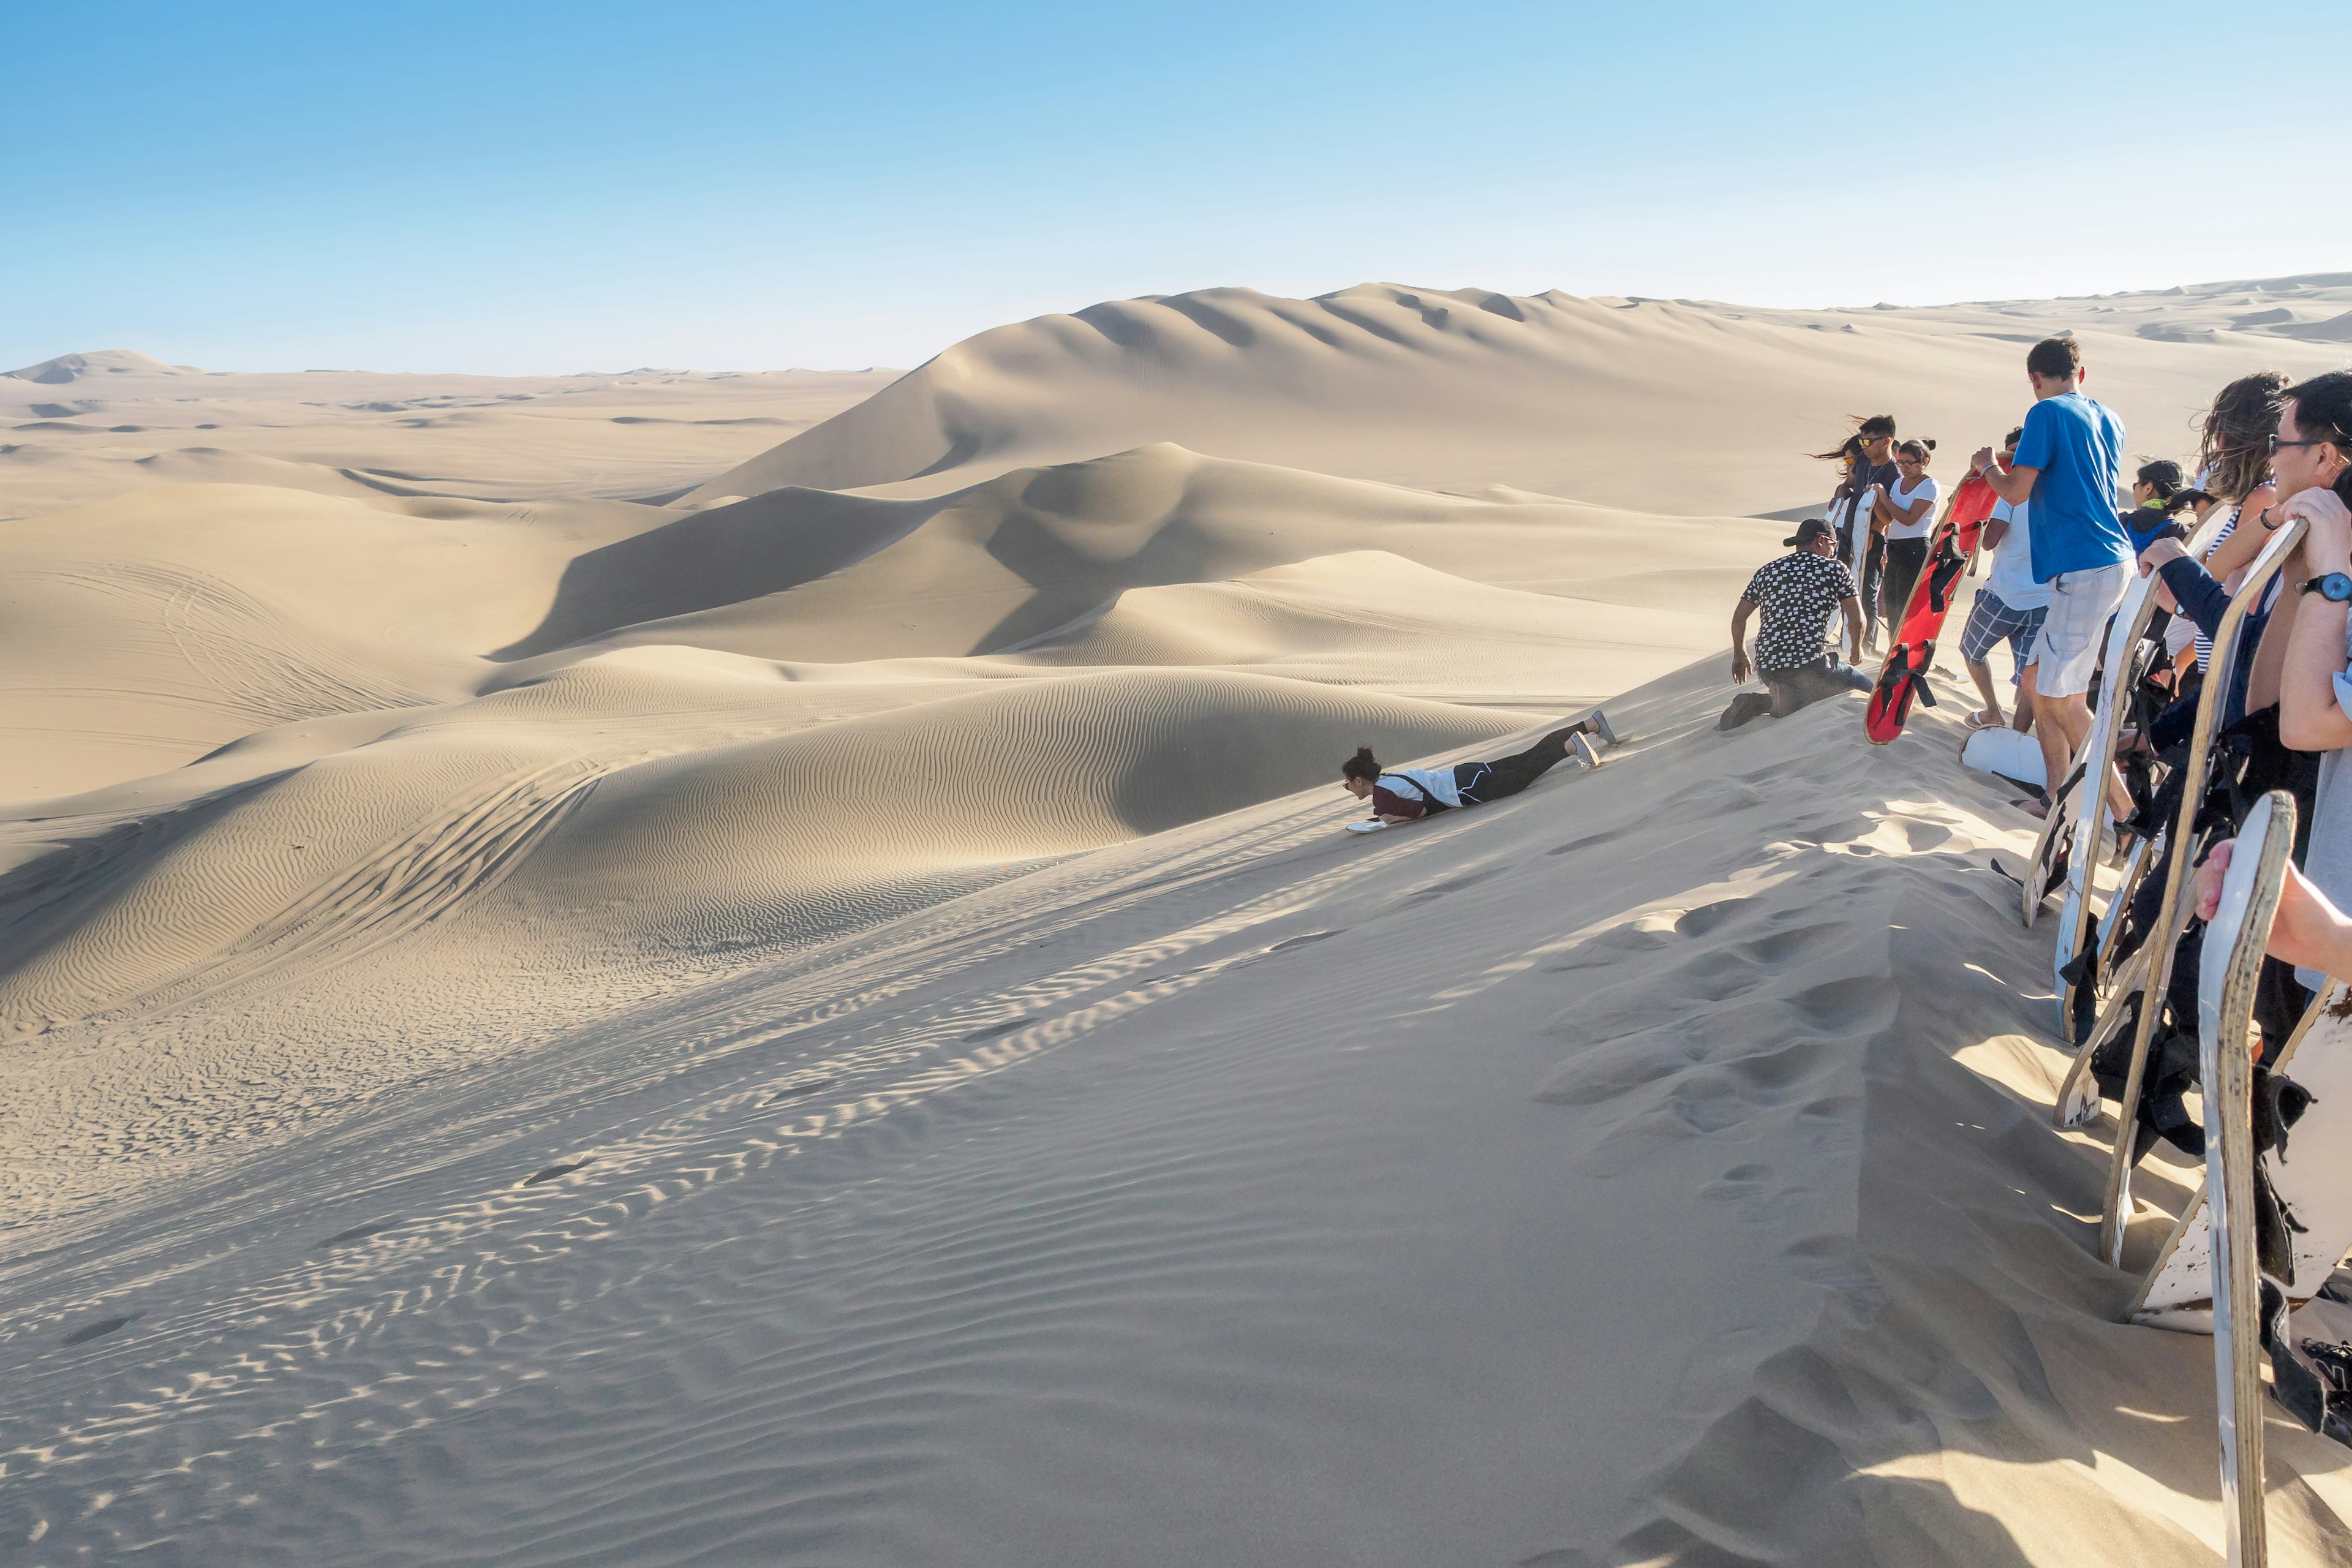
[688,277,2352,514]
[504,443,1777,668]
[9,275,2352,1563]
[0,358,897,521]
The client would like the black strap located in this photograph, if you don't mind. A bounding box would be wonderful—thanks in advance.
[1382,773,1454,813]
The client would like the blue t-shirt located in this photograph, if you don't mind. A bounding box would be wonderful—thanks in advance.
[2013,391,2129,581]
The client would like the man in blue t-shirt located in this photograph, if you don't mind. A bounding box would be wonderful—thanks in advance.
[1969,337,2130,804]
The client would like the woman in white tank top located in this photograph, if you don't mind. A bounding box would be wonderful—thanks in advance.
[1876,439,1941,628]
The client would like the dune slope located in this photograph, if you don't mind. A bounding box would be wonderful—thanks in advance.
[7,662,2350,1565]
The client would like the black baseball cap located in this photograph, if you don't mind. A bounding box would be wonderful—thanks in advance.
[1784,518,1836,548]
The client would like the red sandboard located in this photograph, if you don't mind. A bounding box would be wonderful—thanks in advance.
[1864,473,1993,744]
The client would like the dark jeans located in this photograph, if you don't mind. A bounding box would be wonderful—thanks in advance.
[1837,522,1886,637]
[1880,536,1929,628]
[1714,659,1872,731]
[1457,726,1581,803]
[1766,655,1874,717]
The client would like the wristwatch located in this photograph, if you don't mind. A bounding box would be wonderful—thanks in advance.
[2300,573,2352,602]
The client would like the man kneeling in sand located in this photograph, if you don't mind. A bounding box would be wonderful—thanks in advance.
[1719,518,1871,731]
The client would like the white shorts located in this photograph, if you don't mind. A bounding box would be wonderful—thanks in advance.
[2029,562,2130,699]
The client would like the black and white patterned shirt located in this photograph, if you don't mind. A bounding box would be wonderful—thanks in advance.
[1741,551,1858,673]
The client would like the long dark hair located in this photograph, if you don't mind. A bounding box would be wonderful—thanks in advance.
[2200,371,2288,502]
[1811,414,1896,462]
[1342,745,1380,783]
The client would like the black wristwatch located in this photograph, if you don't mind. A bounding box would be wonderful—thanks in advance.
[2301,573,2352,603]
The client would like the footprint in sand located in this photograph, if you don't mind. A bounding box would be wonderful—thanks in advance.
[1546,831,1615,858]
[1730,921,1845,968]
[63,1313,138,1346]
[763,1077,838,1106]
[1672,897,1751,938]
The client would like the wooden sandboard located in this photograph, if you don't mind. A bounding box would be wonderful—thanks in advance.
[2189,789,2294,1568]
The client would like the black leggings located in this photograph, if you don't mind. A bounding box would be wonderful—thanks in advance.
[1457,726,1583,805]
[1880,536,1929,627]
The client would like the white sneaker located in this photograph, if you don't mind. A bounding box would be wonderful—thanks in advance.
[1589,710,1621,747]
[1573,733,1604,769]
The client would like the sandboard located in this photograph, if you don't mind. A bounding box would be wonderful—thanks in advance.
[2130,978,2352,1330]
[2195,788,2293,1568]
[1863,475,1994,744]
[1959,724,2045,791]
[2051,514,2234,1042]
[2096,518,2309,1265]
[1822,490,1875,654]
[2022,756,2084,929]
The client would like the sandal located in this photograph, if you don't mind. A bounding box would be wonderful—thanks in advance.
[1964,710,2005,732]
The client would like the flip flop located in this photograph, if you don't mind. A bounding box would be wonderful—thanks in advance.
[1964,710,2005,732]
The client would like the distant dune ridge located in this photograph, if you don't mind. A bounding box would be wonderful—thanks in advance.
[8,274,2352,1564]
[687,275,2352,514]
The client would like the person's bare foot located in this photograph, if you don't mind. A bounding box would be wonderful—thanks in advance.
[2017,792,2053,820]
[1966,707,2003,731]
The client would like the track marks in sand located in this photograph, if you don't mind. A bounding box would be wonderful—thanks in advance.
[26,560,428,727]
[3,752,609,1031]
[0,861,1392,1551]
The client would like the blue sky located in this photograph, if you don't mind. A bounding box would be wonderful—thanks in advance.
[7,1,2342,374]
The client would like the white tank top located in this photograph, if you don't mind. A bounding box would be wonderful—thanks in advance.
[1885,474,1939,540]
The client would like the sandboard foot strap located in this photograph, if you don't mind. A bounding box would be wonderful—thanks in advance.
[2260,1281,2352,1444]
[2296,1339,2352,1444]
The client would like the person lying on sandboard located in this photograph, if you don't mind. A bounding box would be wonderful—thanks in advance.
[1339,717,1615,831]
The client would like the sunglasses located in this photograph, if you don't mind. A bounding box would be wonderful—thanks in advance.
[2272,433,2329,453]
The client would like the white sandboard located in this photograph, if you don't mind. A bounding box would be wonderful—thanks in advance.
[2021,756,2081,930]
[1959,725,2045,790]
[2190,790,2292,1568]
[1825,491,1871,649]
[2132,976,2352,1331]
[2051,567,2162,1033]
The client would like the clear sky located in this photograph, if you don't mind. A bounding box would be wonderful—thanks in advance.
[8,1,2343,375]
